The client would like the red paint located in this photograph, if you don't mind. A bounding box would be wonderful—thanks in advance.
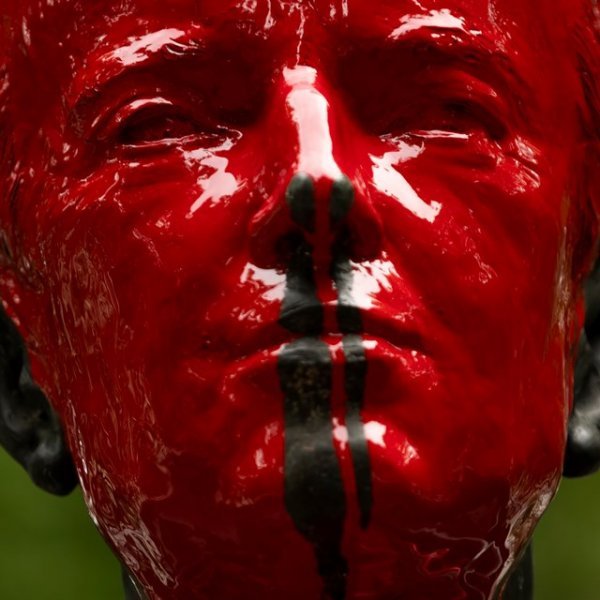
[0,1,599,598]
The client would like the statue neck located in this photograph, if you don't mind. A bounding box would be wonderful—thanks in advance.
[121,546,533,600]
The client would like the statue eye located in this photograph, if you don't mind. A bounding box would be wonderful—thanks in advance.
[95,97,219,147]
[379,95,508,142]
[118,108,199,145]
[435,99,507,141]
[373,73,509,142]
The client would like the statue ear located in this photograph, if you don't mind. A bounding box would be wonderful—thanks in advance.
[564,257,600,477]
[0,303,78,494]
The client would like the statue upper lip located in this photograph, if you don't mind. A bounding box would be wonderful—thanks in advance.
[233,303,430,360]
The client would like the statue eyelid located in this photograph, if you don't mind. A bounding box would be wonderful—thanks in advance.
[439,91,509,140]
[80,95,224,151]
[380,81,509,140]
[88,97,175,141]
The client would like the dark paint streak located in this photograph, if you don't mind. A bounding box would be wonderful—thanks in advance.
[278,235,324,336]
[329,176,354,227]
[280,174,348,600]
[341,334,371,530]
[279,174,374,598]
[279,339,347,600]
[330,178,373,529]
[286,172,316,233]
[331,241,373,530]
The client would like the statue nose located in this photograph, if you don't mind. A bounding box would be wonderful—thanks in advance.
[249,171,382,269]
[249,66,382,269]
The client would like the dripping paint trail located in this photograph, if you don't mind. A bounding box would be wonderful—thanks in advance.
[277,174,373,600]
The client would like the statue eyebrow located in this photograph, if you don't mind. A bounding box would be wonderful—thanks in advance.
[67,27,210,111]
[387,9,483,40]
[353,29,536,118]
[332,23,539,138]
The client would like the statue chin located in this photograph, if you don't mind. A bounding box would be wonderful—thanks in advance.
[0,0,598,599]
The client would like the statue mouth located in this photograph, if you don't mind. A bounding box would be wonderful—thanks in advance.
[221,332,428,370]
[203,303,430,364]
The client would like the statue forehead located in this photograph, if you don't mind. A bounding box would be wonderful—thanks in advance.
[1,0,575,144]
[7,0,544,41]
[2,0,559,89]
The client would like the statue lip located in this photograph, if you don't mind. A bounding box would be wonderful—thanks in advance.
[275,302,429,352]
[221,304,430,363]
[177,303,432,363]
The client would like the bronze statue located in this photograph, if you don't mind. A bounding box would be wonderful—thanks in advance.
[0,1,599,598]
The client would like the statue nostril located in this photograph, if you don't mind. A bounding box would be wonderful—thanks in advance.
[330,175,383,263]
[330,176,355,226]
[248,171,383,269]
[285,173,316,233]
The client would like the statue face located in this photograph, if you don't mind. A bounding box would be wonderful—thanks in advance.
[0,0,596,598]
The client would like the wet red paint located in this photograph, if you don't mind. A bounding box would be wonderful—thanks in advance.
[0,0,599,598]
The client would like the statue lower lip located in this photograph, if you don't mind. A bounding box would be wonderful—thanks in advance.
[218,334,431,370]
[173,300,430,360]
[186,307,430,363]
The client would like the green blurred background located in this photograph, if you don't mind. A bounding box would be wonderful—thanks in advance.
[0,449,599,599]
